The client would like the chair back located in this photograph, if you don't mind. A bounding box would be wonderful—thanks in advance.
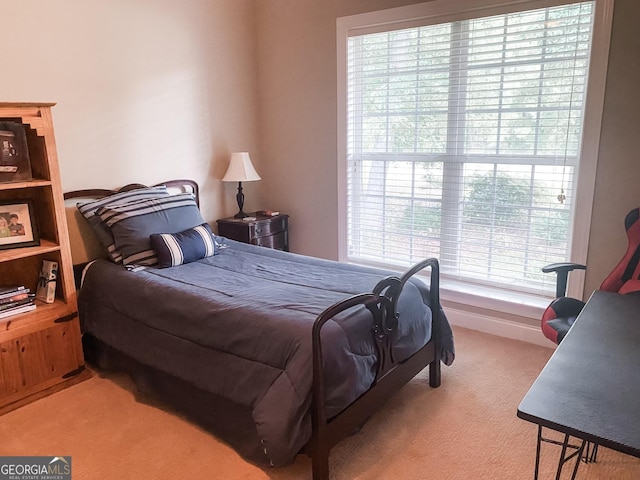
[600,208,640,294]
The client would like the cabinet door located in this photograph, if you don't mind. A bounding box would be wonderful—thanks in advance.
[0,318,84,407]
[252,216,288,238]
[254,232,288,250]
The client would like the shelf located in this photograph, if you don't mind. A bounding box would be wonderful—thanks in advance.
[0,299,76,338]
[0,103,88,415]
[0,239,60,263]
[0,179,52,191]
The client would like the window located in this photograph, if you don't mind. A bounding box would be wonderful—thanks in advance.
[338,0,612,301]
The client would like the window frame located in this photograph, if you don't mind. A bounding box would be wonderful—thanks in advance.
[337,0,614,315]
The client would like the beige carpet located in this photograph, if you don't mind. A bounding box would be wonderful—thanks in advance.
[1,326,639,479]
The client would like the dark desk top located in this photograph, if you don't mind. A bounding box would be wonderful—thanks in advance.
[518,290,640,458]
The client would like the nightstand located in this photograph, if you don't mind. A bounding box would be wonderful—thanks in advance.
[217,213,289,251]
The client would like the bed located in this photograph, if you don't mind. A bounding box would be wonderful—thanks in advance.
[64,179,455,480]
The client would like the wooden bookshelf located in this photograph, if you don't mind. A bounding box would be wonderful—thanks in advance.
[0,103,90,414]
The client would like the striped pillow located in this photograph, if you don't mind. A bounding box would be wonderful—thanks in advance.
[96,193,205,268]
[77,186,169,263]
[150,224,218,267]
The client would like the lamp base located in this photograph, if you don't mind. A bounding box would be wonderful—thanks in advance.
[233,182,249,219]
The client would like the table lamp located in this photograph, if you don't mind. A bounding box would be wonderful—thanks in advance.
[222,152,261,218]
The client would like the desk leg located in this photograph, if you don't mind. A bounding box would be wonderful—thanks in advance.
[584,441,598,463]
[534,426,585,480]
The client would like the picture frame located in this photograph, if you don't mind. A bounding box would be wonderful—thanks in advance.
[0,121,32,183]
[0,200,39,249]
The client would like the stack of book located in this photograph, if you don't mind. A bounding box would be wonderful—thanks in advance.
[0,285,36,321]
[256,210,280,217]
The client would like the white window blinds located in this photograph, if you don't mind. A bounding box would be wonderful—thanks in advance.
[346,1,596,296]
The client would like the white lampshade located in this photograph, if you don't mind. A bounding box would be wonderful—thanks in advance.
[222,152,261,182]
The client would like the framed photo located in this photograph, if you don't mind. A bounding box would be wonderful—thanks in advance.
[0,200,39,249]
[0,122,32,183]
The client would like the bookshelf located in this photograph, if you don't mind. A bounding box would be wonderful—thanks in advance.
[0,103,90,415]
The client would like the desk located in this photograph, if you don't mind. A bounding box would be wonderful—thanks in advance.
[518,290,640,479]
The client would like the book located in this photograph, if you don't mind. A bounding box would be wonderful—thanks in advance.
[0,286,28,301]
[256,210,280,217]
[0,285,26,295]
[0,295,34,311]
[0,303,36,321]
[36,260,58,304]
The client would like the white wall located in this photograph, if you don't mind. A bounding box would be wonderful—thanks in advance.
[1,0,263,224]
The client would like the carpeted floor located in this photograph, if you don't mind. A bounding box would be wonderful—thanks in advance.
[1,326,639,479]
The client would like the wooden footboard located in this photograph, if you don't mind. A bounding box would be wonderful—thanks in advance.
[308,258,442,480]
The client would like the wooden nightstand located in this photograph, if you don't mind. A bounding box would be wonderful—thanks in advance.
[217,213,289,251]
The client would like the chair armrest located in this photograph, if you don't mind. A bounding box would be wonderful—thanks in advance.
[541,262,587,274]
[542,262,586,297]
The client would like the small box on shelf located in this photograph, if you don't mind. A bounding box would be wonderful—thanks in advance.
[35,259,58,304]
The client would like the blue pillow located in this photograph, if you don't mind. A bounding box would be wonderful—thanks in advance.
[150,223,218,267]
[96,193,204,268]
[76,186,169,263]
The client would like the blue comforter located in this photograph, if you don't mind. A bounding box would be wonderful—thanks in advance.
[79,239,454,466]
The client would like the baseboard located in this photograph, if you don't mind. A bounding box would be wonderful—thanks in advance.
[445,306,555,349]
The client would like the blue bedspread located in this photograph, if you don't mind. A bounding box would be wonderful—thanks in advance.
[79,239,454,466]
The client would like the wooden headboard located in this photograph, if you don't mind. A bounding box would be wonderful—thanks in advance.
[64,179,199,266]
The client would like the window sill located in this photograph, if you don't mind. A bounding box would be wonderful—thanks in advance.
[439,278,549,321]
[347,260,551,321]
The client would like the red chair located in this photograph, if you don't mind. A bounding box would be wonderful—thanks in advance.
[540,262,586,344]
[542,207,640,344]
